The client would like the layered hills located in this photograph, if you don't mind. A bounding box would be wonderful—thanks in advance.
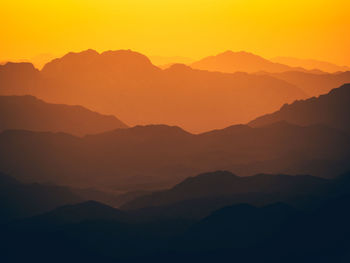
[0,95,127,136]
[0,50,307,132]
[1,83,349,190]
[0,121,348,190]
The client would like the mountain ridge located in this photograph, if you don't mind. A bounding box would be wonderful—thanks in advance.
[1,118,349,190]
[121,171,329,210]
[272,56,350,73]
[191,50,307,74]
[0,49,308,132]
[0,95,128,136]
[249,83,350,132]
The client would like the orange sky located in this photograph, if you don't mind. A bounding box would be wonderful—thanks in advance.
[1,0,350,66]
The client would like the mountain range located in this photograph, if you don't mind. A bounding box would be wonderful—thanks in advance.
[0,83,349,190]
[121,171,328,210]
[0,171,154,224]
[0,173,82,223]
[1,79,350,261]
[2,183,350,263]
[1,50,350,132]
[249,83,350,132]
[190,50,308,73]
[0,50,309,132]
[261,70,350,96]
[0,95,127,136]
[272,56,350,73]
[1,121,348,190]
[119,170,350,219]
[190,50,350,96]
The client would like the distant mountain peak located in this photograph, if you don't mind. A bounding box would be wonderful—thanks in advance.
[166,63,193,72]
[219,50,259,57]
[0,61,39,73]
[42,48,160,76]
[191,50,297,73]
[100,49,158,68]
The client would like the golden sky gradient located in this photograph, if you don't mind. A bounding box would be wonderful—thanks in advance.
[1,0,349,66]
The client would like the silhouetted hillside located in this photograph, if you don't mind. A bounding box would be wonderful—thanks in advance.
[191,50,304,73]
[0,173,82,223]
[0,49,306,132]
[41,49,161,84]
[70,187,147,208]
[188,203,298,247]
[249,83,350,132]
[177,196,350,262]
[0,62,40,95]
[16,201,127,229]
[3,195,350,263]
[123,172,350,221]
[0,95,127,136]
[1,122,349,190]
[122,171,328,209]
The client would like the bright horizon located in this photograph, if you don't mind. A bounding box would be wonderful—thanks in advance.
[1,0,350,67]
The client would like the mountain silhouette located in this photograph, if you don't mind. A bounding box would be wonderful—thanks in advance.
[3,195,350,263]
[121,171,328,210]
[1,121,349,191]
[16,200,128,229]
[0,95,127,136]
[70,187,147,208]
[122,171,350,220]
[188,202,298,247]
[249,83,350,132]
[260,70,350,96]
[0,49,307,132]
[0,173,82,223]
[272,56,350,73]
[42,49,161,78]
[0,62,40,95]
[190,50,306,73]
[176,196,350,263]
[190,51,350,97]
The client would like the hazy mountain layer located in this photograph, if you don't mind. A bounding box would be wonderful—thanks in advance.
[0,95,127,136]
[1,121,349,190]
[0,50,306,132]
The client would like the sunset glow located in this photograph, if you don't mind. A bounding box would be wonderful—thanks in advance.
[1,0,350,66]
[2,1,350,262]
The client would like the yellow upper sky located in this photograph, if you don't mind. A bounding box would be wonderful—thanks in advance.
[1,0,349,66]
